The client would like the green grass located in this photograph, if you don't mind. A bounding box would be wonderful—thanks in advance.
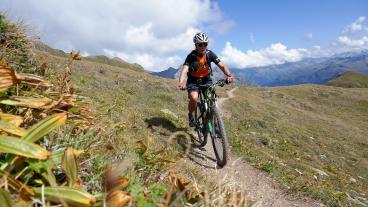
[33,45,196,204]
[327,71,368,88]
[0,13,37,73]
[84,55,145,72]
[225,84,368,206]
[33,44,368,206]
[1,13,197,206]
[27,15,368,205]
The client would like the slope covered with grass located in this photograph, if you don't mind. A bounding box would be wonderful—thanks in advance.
[41,43,368,205]
[1,13,208,206]
[37,43,368,206]
[4,12,367,206]
[225,84,368,206]
[327,71,368,88]
[35,46,208,206]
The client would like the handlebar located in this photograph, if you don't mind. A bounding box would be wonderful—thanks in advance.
[179,78,232,91]
[216,79,231,87]
[197,79,231,89]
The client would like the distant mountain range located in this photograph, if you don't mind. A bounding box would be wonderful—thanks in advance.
[150,67,178,79]
[151,50,368,86]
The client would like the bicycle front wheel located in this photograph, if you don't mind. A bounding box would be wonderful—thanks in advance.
[210,107,229,168]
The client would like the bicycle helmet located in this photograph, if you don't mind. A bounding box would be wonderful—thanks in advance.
[193,32,209,44]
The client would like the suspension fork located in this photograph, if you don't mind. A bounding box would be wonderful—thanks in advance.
[205,100,214,134]
[198,91,211,132]
[207,92,219,135]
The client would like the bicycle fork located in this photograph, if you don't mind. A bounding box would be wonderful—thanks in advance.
[207,96,218,136]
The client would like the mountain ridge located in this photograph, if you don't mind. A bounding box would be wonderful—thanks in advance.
[154,50,368,87]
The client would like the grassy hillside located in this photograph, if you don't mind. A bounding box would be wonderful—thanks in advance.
[0,14,37,72]
[327,71,368,88]
[225,84,368,206]
[39,45,368,206]
[84,55,145,72]
[34,47,201,206]
[36,43,368,206]
[3,12,367,206]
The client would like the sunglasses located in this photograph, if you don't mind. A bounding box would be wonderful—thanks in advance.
[196,43,208,47]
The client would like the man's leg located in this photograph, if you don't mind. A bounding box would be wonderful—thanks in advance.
[188,91,198,114]
[188,91,198,127]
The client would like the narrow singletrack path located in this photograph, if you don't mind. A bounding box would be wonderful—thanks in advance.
[174,87,324,206]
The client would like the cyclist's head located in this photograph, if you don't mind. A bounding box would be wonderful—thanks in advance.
[194,32,208,53]
[193,32,208,45]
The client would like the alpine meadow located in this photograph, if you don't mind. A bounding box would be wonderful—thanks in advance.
[1,7,368,207]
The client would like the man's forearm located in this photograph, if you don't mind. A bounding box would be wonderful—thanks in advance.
[223,67,231,76]
[219,64,232,76]
[179,65,188,83]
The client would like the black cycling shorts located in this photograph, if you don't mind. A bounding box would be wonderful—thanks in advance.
[186,76,213,95]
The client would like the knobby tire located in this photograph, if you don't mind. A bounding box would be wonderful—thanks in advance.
[211,107,229,168]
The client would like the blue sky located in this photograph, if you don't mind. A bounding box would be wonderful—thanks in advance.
[210,0,368,50]
[1,0,367,71]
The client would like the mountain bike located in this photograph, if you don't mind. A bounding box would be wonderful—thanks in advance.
[192,79,230,168]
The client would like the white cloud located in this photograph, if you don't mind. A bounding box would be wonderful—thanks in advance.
[220,42,309,68]
[104,49,183,71]
[336,16,368,51]
[1,0,230,71]
[220,16,368,69]
[337,35,368,47]
[342,16,367,33]
[313,45,321,50]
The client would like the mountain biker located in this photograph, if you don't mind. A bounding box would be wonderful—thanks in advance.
[178,32,234,127]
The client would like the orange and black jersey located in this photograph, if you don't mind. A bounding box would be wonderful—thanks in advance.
[183,49,221,79]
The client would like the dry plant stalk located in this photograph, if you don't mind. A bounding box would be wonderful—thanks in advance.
[57,51,81,96]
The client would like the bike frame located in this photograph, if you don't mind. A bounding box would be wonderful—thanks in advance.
[197,81,220,136]
[193,79,229,167]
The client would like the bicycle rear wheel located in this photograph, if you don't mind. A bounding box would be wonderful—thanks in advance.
[210,107,229,168]
[193,102,207,147]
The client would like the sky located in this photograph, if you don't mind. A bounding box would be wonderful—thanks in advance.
[1,0,367,71]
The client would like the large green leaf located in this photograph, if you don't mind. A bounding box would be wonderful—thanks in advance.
[33,186,95,207]
[0,188,13,207]
[0,135,50,160]
[4,112,67,173]
[0,119,26,137]
[50,149,65,165]
[22,112,67,143]
[0,112,23,126]
[61,146,79,187]
[0,97,56,109]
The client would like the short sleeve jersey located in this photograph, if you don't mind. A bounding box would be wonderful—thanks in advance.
[183,49,221,79]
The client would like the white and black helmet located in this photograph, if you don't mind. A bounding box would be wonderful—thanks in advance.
[193,32,209,44]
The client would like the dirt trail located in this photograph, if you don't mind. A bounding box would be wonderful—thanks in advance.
[174,87,324,207]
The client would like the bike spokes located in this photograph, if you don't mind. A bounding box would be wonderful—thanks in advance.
[210,107,229,168]
[192,102,207,147]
